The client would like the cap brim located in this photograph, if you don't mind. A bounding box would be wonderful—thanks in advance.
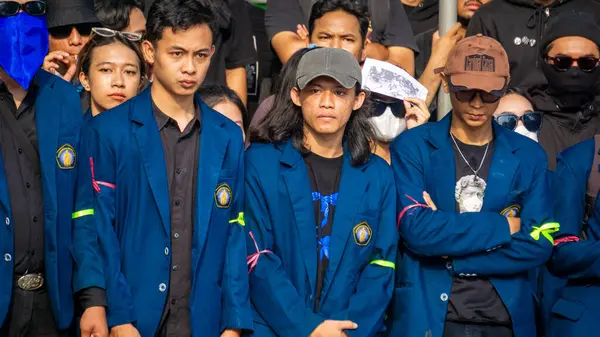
[449,73,507,93]
[297,70,359,90]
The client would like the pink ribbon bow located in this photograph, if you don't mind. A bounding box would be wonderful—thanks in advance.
[397,194,430,230]
[247,231,272,274]
[90,157,116,193]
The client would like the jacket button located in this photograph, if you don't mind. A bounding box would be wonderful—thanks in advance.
[440,293,448,302]
[164,247,169,256]
[159,283,167,292]
[5,217,9,225]
[445,261,452,269]
[4,253,11,262]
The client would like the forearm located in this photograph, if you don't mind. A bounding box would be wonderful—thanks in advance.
[226,67,248,105]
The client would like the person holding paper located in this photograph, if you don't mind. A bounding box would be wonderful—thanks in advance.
[387,34,558,337]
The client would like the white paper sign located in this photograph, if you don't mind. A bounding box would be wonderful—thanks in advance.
[361,58,428,101]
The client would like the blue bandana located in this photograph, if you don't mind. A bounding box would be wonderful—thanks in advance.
[0,13,49,90]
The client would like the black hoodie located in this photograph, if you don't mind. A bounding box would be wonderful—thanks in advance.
[404,0,439,36]
[467,0,600,89]
[528,86,600,170]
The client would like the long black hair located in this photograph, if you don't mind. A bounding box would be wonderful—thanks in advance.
[250,51,374,166]
[198,84,249,133]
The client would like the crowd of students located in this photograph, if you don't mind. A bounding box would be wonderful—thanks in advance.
[1,0,600,337]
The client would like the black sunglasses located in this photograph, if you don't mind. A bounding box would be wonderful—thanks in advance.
[547,55,600,73]
[372,99,405,118]
[49,23,99,39]
[495,111,542,132]
[0,1,45,17]
[453,89,502,104]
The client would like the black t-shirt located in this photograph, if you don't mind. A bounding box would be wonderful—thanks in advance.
[446,136,511,325]
[265,0,418,50]
[303,152,343,312]
[404,0,439,36]
[203,0,257,86]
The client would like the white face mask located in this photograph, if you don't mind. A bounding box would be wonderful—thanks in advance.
[369,107,407,142]
[514,124,538,142]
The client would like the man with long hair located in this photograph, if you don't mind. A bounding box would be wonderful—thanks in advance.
[245,47,397,337]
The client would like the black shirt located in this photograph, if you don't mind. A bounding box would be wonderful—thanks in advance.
[154,101,201,337]
[265,0,418,50]
[204,0,258,86]
[404,0,439,36]
[446,136,511,325]
[414,27,437,112]
[303,152,343,312]
[0,83,45,275]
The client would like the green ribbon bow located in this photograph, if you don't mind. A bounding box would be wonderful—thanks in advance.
[229,212,245,226]
[530,222,560,245]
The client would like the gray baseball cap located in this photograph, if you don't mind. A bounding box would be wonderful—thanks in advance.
[296,48,362,90]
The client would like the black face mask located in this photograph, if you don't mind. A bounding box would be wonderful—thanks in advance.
[541,61,600,95]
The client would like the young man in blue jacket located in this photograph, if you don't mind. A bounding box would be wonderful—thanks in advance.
[388,35,559,337]
[0,1,83,335]
[72,0,251,336]
[244,47,398,337]
[547,136,600,337]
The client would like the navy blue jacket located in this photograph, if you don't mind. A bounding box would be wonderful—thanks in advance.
[72,87,252,336]
[244,141,397,337]
[548,138,600,337]
[387,114,558,337]
[0,70,83,329]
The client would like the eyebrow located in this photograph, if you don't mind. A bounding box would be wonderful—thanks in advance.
[169,46,212,53]
[96,62,139,68]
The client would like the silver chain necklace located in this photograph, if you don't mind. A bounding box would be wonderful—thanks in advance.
[450,133,490,177]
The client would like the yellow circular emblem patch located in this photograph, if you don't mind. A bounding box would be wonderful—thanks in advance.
[501,204,521,218]
[214,183,232,208]
[56,144,76,169]
[353,222,372,246]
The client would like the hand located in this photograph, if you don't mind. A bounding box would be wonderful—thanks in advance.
[423,191,437,211]
[296,24,310,43]
[404,97,431,129]
[309,320,358,337]
[507,217,521,235]
[109,324,141,337]
[42,51,77,82]
[430,23,466,68]
[80,306,109,337]
[220,329,242,337]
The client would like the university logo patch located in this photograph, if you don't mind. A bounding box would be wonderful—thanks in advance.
[501,204,521,218]
[56,144,76,169]
[353,222,372,246]
[214,183,232,208]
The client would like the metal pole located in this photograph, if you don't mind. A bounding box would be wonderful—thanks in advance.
[436,0,457,120]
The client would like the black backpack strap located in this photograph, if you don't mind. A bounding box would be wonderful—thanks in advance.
[584,135,600,239]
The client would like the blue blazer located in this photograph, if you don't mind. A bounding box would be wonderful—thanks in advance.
[0,70,82,329]
[71,87,252,336]
[243,141,397,337]
[387,114,557,337]
[547,138,600,337]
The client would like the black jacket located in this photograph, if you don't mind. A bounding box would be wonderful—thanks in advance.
[528,86,600,170]
[467,0,600,90]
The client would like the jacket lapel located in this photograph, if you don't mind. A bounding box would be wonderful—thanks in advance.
[34,73,61,219]
[321,152,368,301]
[426,115,457,212]
[194,100,227,259]
[131,87,171,235]
[0,153,12,219]
[482,123,520,212]
[280,142,318,295]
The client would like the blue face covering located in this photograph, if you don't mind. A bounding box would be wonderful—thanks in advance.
[0,13,49,90]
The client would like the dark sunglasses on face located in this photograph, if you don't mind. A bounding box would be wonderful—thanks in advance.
[495,111,542,132]
[49,23,99,39]
[453,89,502,104]
[372,99,406,118]
[547,55,600,72]
[0,1,45,17]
